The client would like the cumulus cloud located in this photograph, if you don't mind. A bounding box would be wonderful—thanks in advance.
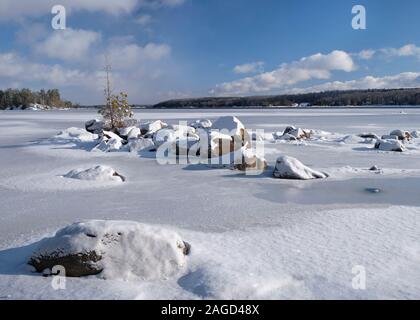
[0,52,99,87]
[34,28,101,61]
[380,44,420,59]
[212,50,355,95]
[0,0,186,20]
[290,72,420,93]
[233,61,264,74]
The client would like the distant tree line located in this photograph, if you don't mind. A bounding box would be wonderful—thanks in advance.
[0,88,77,109]
[153,88,420,108]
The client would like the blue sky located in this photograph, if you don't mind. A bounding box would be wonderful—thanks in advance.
[0,0,419,104]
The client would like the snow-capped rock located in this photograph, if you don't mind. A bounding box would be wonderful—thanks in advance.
[118,126,140,139]
[64,165,125,182]
[28,220,190,279]
[283,126,312,140]
[411,131,420,139]
[189,119,212,129]
[212,116,250,148]
[374,139,406,152]
[140,120,168,135]
[85,119,105,135]
[273,156,328,180]
[389,129,412,141]
[233,149,268,172]
[168,124,197,136]
[128,138,156,153]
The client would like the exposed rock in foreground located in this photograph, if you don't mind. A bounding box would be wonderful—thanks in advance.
[29,220,190,279]
[64,165,126,182]
[273,156,328,180]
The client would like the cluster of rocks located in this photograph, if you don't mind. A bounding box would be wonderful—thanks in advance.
[273,126,313,141]
[357,129,418,152]
[85,116,269,173]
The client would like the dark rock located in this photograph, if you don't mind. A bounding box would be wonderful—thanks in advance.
[29,251,103,277]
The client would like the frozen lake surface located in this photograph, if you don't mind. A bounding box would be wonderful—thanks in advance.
[1,108,420,299]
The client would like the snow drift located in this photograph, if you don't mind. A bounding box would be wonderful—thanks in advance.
[28,220,190,280]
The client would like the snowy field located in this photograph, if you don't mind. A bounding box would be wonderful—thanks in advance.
[1,108,420,300]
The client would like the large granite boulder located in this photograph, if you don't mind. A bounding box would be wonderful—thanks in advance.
[29,220,190,279]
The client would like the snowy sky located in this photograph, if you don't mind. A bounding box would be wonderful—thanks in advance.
[0,0,419,104]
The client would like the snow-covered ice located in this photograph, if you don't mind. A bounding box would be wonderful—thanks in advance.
[1,108,420,300]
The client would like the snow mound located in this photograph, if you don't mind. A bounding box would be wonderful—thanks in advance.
[64,166,125,182]
[28,220,190,280]
[273,156,328,180]
[374,139,406,152]
[53,127,98,143]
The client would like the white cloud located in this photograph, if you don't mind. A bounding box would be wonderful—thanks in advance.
[380,44,420,59]
[233,61,264,74]
[106,43,171,70]
[135,14,153,26]
[35,28,101,61]
[355,49,376,60]
[212,50,355,95]
[0,52,99,87]
[290,72,420,93]
[0,0,186,20]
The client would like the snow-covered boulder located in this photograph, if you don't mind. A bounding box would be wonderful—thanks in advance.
[92,131,125,152]
[118,126,140,139]
[273,156,328,180]
[127,138,156,153]
[233,149,268,172]
[389,129,412,141]
[28,220,190,279]
[272,126,312,141]
[85,119,105,134]
[64,165,125,182]
[168,124,197,136]
[140,120,168,135]
[153,128,177,147]
[374,139,406,152]
[283,126,311,140]
[212,116,250,149]
[381,135,399,140]
[189,119,212,129]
